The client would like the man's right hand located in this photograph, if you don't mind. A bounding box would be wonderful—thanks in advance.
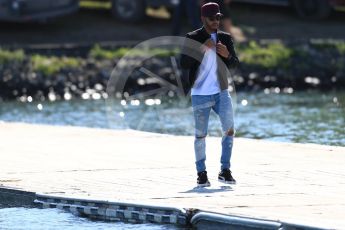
[201,39,215,52]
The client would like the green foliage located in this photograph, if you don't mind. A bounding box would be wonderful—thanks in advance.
[89,44,179,59]
[335,42,345,54]
[238,41,292,69]
[2,40,345,76]
[311,40,345,54]
[79,0,111,9]
[31,55,80,75]
[89,44,121,59]
[0,48,25,64]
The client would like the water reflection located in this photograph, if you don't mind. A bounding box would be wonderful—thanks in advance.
[0,208,180,230]
[0,91,343,146]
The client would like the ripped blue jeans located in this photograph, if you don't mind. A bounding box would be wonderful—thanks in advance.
[191,90,234,173]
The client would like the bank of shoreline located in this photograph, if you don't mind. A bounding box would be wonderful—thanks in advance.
[1,40,345,100]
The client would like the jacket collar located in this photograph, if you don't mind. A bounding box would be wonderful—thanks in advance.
[201,26,220,41]
[201,26,210,38]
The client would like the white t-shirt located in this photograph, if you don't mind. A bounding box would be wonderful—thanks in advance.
[191,33,220,96]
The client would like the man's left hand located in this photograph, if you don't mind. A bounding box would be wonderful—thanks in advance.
[216,42,230,58]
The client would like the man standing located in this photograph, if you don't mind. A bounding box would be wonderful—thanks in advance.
[180,2,239,187]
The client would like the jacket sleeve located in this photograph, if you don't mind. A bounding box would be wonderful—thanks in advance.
[222,35,239,69]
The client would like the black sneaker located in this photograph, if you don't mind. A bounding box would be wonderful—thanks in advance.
[218,169,236,184]
[197,171,211,187]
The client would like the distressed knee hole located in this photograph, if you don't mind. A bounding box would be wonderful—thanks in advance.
[226,129,234,136]
[196,136,206,139]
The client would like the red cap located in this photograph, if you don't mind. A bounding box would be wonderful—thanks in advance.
[201,2,223,17]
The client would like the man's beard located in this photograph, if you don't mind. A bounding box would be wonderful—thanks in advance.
[207,23,218,31]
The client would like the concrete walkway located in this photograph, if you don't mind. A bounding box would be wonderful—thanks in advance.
[0,122,344,229]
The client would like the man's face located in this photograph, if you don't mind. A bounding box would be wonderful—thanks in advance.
[202,15,221,31]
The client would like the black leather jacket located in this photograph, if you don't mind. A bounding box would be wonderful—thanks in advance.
[180,27,239,91]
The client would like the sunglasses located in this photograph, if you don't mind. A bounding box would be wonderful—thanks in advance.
[207,15,221,21]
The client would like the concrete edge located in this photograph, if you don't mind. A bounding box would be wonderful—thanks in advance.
[280,221,330,230]
[191,212,282,230]
[35,193,186,213]
[34,193,189,225]
[0,186,37,208]
[191,211,329,230]
[0,187,332,229]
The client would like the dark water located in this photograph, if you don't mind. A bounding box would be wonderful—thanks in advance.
[0,208,180,230]
[0,90,344,146]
